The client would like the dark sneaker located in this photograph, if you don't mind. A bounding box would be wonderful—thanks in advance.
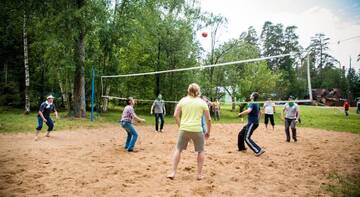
[255,149,265,157]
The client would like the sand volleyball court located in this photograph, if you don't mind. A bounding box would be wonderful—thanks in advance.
[0,124,359,196]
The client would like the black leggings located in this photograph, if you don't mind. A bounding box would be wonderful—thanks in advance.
[155,113,164,131]
[264,114,274,126]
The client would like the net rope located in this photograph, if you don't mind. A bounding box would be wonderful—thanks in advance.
[101,53,313,104]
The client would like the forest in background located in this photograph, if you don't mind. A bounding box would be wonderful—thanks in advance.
[1,0,360,116]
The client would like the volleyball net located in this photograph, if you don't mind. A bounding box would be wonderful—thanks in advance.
[100,52,313,105]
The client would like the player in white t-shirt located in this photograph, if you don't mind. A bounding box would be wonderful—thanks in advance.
[263,97,275,130]
[282,96,300,142]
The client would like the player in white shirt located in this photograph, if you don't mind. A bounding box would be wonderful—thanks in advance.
[263,97,275,130]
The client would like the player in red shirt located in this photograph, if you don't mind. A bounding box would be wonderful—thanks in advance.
[343,100,350,117]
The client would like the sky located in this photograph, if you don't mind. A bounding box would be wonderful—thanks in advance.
[197,0,360,70]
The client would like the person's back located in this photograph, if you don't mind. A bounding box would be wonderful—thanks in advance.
[168,83,211,180]
[178,96,208,132]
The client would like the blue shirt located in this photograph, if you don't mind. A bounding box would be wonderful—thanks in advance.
[248,103,259,124]
[38,101,56,118]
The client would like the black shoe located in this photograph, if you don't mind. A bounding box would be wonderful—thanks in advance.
[255,149,266,157]
[238,148,247,152]
[293,138,297,142]
[286,139,290,142]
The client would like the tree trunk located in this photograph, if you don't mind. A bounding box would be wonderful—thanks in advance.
[155,42,161,96]
[57,70,68,109]
[73,0,86,118]
[73,31,86,118]
[224,87,236,112]
[4,63,7,86]
[231,95,236,112]
[23,7,30,114]
[102,86,111,112]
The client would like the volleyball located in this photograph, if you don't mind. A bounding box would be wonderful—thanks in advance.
[202,32,208,37]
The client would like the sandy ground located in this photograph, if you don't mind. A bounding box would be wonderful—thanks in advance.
[0,123,359,197]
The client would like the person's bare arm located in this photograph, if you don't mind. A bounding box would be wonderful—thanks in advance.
[204,110,211,139]
[54,109,59,118]
[38,111,47,122]
[173,104,181,127]
[134,114,145,122]
[296,107,300,122]
[281,106,286,120]
[238,108,252,116]
[150,103,154,114]
[258,110,261,119]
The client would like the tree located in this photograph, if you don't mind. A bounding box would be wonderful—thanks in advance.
[23,0,30,113]
[244,26,258,46]
[347,68,360,100]
[239,62,281,99]
[71,0,87,118]
[308,33,337,69]
[307,33,339,89]
[202,13,227,99]
[219,38,260,110]
[260,21,284,70]
[260,22,304,99]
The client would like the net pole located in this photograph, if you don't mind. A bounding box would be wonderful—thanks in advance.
[101,76,104,97]
[91,66,95,122]
[307,54,313,101]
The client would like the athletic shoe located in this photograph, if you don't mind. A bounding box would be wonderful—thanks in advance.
[238,148,247,152]
[255,149,265,157]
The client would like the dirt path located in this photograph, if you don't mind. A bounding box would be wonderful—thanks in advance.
[0,124,359,196]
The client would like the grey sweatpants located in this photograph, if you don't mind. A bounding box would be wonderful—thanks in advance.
[285,118,297,142]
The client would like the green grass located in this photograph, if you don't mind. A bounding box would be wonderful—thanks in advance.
[323,172,360,197]
[0,105,359,133]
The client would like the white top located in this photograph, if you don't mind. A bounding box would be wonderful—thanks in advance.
[264,101,275,114]
[284,103,299,119]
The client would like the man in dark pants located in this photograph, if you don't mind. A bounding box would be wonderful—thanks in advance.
[150,94,166,132]
[35,95,58,141]
[282,96,300,142]
[237,92,265,156]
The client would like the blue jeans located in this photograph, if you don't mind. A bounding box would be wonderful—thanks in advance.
[201,115,207,133]
[36,116,54,131]
[121,121,138,151]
